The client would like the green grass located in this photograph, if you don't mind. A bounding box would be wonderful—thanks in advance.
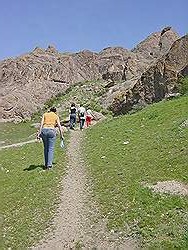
[84,96,188,249]
[31,79,109,121]
[0,137,66,249]
[0,121,36,146]
[52,79,106,110]
[178,76,188,96]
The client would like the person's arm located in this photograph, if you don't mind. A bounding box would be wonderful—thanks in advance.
[57,117,63,139]
[37,115,44,138]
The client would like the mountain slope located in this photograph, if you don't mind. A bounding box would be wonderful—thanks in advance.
[106,34,188,114]
[84,95,188,248]
[0,27,183,121]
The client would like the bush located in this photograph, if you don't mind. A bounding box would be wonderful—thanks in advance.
[178,77,188,95]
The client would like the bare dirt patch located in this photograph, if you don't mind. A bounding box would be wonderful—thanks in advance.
[143,180,188,196]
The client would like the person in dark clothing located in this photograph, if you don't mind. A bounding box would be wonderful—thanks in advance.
[69,103,77,130]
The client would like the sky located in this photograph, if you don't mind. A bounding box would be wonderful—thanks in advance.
[0,0,187,60]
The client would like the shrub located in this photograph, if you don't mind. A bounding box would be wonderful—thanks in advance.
[178,77,188,95]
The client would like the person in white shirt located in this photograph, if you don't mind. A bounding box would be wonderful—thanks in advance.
[86,108,93,127]
[78,105,86,130]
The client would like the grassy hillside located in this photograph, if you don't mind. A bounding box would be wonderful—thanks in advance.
[1,89,187,249]
[0,135,66,248]
[32,79,109,121]
[84,96,188,249]
[0,121,36,146]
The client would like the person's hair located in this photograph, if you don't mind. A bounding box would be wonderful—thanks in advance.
[50,107,57,113]
[71,103,75,107]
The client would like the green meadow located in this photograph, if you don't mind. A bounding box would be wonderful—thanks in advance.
[84,96,188,249]
[0,95,188,249]
[0,134,66,249]
[0,121,36,146]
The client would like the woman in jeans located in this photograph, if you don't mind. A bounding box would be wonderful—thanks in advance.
[37,107,63,169]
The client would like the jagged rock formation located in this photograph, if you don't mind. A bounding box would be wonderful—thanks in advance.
[0,49,100,120]
[132,27,179,60]
[107,34,188,114]
[0,27,187,121]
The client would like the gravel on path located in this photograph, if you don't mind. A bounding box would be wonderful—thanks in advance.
[32,129,136,249]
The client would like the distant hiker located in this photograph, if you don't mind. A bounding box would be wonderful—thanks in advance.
[86,108,94,127]
[78,104,86,130]
[37,107,63,169]
[69,103,77,130]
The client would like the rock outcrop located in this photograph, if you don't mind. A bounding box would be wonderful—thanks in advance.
[0,27,186,121]
[0,49,100,120]
[107,34,188,115]
[132,27,179,60]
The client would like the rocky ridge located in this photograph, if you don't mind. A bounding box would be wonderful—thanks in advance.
[0,27,187,121]
[108,34,188,114]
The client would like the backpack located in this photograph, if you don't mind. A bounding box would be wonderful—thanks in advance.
[80,112,85,117]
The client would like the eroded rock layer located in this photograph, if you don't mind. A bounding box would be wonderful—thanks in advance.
[0,27,187,120]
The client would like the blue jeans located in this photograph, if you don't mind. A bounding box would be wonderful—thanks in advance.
[70,114,76,129]
[41,128,56,167]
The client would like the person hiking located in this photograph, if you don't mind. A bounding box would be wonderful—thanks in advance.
[78,104,86,130]
[86,107,94,127]
[37,107,63,169]
[69,103,77,130]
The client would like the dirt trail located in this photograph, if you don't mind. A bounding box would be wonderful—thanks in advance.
[0,139,36,150]
[32,129,136,250]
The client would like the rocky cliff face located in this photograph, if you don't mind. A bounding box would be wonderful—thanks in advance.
[107,34,188,115]
[132,27,179,60]
[0,27,186,121]
[0,48,100,120]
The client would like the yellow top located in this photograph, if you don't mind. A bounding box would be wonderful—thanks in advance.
[43,112,59,128]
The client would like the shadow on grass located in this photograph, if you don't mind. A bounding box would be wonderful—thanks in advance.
[24,162,57,171]
[24,164,45,171]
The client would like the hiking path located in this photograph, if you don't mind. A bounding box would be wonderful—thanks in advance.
[32,128,136,249]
